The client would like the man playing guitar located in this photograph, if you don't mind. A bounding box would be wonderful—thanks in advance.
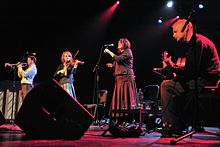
[158,19,220,137]
[161,50,186,79]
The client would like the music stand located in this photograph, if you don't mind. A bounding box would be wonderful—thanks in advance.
[1,64,22,133]
[170,1,220,144]
[9,65,18,124]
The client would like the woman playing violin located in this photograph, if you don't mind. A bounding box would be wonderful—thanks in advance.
[53,51,84,99]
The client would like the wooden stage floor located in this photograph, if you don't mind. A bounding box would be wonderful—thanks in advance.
[0,123,220,147]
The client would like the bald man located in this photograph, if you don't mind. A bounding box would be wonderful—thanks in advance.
[159,19,220,136]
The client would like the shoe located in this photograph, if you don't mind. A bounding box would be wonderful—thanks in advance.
[155,126,183,137]
[163,127,183,136]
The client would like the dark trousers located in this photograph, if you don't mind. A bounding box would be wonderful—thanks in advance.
[160,78,218,130]
[160,80,186,129]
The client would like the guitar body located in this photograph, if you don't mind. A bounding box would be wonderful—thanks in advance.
[161,51,186,79]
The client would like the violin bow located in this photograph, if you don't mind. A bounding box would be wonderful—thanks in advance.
[72,50,79,59]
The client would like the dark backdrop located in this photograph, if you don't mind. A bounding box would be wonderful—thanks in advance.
[1,0,220,104]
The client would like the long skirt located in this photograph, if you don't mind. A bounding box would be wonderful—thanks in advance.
[111,75,138,118]
[61,83,77,99]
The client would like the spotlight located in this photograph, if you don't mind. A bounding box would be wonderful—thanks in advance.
[176,16,179,19]
[116,1,120,5]
[198,3,204,9]
[166,1,173,8]
[157,17,163,24]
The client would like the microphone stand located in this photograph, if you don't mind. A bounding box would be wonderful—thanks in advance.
[92,46,104,125]
[170,1,220,145]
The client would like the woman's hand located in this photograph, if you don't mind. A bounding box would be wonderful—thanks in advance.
[57,69,65,75]
[57,66,68,75]
[104,49,115,58]
[104,49,110,54]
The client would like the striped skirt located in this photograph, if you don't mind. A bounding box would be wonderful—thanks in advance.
[61,83,77,99]
[111,75,138,118]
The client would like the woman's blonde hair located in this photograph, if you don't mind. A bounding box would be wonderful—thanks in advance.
[61,51,73,63]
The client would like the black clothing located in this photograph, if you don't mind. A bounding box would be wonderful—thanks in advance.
[53,64,77,84]
[160,34,220,132]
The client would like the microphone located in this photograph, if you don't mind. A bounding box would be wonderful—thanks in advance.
[181,9,195,32]
[152,68,163,73]
[104,44,114,47]
[25,52,36,56]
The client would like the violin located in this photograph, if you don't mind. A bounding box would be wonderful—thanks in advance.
[67,59,85,66]
[71,50,85,65]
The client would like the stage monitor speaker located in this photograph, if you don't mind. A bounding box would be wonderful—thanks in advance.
[15,79,94,139]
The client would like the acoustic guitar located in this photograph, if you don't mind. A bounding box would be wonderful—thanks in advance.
[153,51,186,79]
[162,51,186,68]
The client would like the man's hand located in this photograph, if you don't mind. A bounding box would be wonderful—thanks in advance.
[163,56,174,68]
[16,62,22,68]
[106,63,113,68]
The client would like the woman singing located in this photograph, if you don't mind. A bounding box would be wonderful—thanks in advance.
[104,38,138,122]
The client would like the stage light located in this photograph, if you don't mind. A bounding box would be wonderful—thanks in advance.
[166,1,173,8]
[198,3,204,9]
[176,16,179,19]
[116,1,120,5]
[157,17,163,24]
[158,19,162,24]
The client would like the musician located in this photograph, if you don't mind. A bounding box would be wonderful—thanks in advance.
[104,38,138,123]
[53,51,84,99]
[159,19,220,136]
[17,56,37,101]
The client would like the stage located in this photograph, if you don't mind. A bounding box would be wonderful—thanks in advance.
[0,123,219,146]
[0,1,220,146]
